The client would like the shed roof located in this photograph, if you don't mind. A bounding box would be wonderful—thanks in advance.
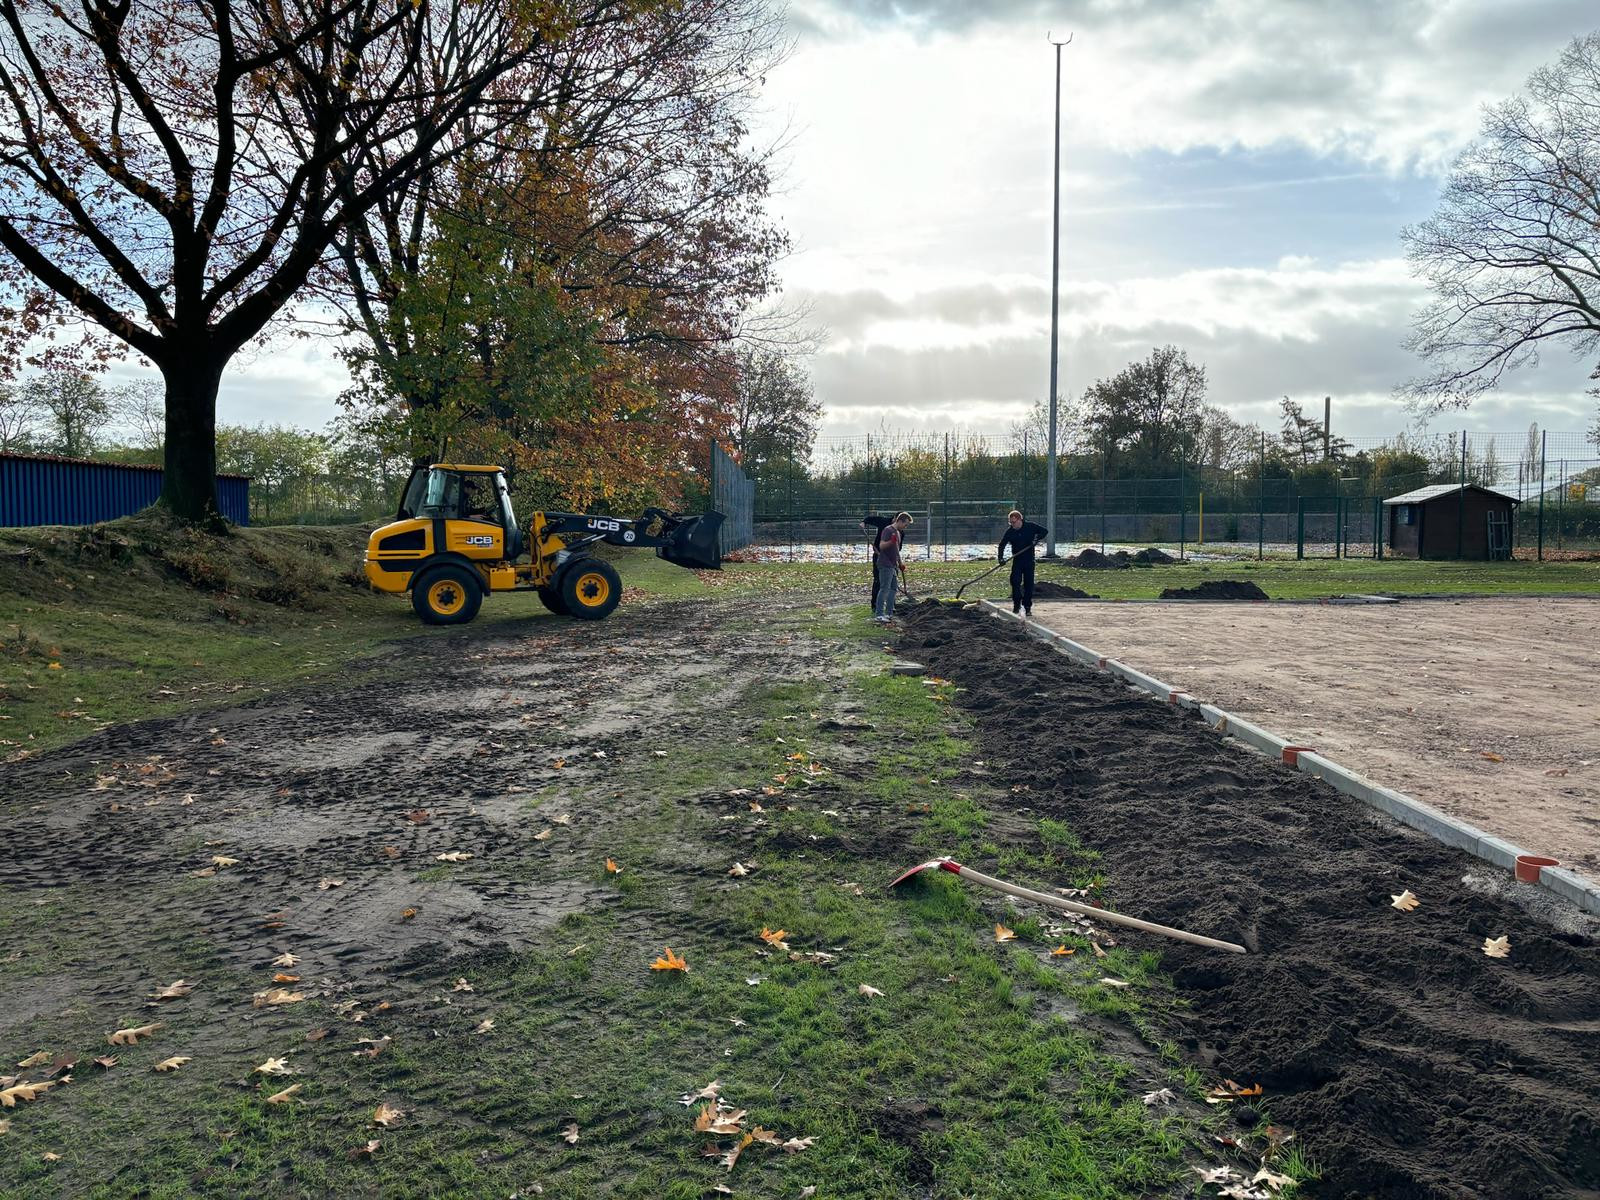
[1382,483,1520,507]
[0,450,249,480]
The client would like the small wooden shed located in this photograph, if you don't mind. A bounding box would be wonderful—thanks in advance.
[1382,484,1519,560]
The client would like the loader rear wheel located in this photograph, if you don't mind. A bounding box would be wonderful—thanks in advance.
[412,564,483,625]
[561,559,621,621]
[537,585,568,615]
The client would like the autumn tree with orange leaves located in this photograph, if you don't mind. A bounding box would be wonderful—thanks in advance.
[0,0,637,523]
[332,0,791,512]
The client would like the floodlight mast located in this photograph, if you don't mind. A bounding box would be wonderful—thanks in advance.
[1044,32,1072,558]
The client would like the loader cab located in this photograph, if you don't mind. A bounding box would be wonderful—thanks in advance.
[397,464,523,558]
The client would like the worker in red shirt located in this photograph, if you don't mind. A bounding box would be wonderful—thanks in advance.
[873,511,912,623]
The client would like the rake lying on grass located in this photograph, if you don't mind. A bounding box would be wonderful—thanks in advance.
[890,856,1248,954]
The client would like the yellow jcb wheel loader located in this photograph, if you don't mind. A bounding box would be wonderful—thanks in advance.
[363,463,723,625]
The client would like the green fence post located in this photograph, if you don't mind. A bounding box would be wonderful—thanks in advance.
[1099,436,1108,554]
[942,432,951,562]
[1374,497,1383,558]
[1537,431,1546,561]
[1179,459,1187,560]
[1296,499,1305,559]
[1258,432,1265,561]
[1456,429,1466,559]
[1558,459,1565,551]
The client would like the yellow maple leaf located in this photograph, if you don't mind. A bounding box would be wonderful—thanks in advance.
[1483,935,1512,958]
[153,1056,190,1072]
[271,953,299,967]
[15,1052,50,1069]
[605,858,621,874]
[149,980,193,1001]
[651,947,689,972]
[560,1122,580,1144]
[720,1132,755,1172]
[107,1022,163,1046]
[252,988,306,1008]
[265,1084,302,1104]
[995,924,1016,943]
[1390,890,1421,912]
[533,828,553,841]
[436,851,473,863]
[372,1102,405,1127]
[255,1057,294,1076]
[758,926,790,950]
[1050,945,1075,957]
[0,1079,56,1107]
[858,983,884,997]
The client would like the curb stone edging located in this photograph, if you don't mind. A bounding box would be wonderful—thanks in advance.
[979,601,1600,917]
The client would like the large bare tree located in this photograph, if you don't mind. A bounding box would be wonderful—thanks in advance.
[0,0,619,521]
[1401,32,1600,414]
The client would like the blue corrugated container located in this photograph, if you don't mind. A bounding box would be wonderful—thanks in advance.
[0,453,251,527]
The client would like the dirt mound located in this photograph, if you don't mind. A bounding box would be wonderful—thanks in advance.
[1159,579,1268,601]
[1131,546,1175,564]
[1062,547,1130,569]
[1061,547,1177,569]
[897,602,1600,1200]
[1031,581,1097,600]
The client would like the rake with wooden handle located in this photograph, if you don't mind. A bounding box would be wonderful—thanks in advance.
[889,856,1247,954]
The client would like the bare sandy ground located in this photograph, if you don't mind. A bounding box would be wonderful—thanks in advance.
[1028,597,1600,878]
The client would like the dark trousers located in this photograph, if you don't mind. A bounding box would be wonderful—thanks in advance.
[869,556,881,608]
[1009,554,1035,611]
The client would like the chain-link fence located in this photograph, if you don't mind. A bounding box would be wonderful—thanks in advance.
[734,429,1600,562]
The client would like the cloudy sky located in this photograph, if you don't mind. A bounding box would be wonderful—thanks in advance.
[193,0,1600,447]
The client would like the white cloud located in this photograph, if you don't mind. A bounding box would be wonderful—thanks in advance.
[804,256,1598,439]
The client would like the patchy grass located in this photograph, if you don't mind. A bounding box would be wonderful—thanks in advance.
[0,600,1226,1198]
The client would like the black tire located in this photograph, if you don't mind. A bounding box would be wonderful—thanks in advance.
[411,563,484,625]
[560,558,622,621]
[537,585,569,615]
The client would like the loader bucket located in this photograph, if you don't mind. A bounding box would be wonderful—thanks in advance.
[657,511,724,571]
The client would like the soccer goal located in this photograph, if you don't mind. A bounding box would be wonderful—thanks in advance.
[925,498,1018,560]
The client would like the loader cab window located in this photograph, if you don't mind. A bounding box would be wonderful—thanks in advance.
[457,477,496,522]
[415,468,460,519]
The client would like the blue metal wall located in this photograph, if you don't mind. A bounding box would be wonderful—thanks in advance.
[0,453,250,527]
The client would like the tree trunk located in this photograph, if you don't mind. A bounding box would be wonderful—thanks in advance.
[159,354,227,528]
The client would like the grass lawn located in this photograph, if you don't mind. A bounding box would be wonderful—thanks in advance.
[0,589,1294,1198]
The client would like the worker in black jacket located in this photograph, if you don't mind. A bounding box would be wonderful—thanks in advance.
[997,510,1047,616]
[862,513,893,610]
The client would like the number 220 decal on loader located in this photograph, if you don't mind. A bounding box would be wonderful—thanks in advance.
[363,464,723,625]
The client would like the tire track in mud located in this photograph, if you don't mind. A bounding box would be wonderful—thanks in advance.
[0,602,836,1041]
[900,600,1600,1200]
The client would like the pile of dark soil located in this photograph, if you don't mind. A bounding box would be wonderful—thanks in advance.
[1062,546,1175,569]
[1131,547,1175,564]
[898,603,1600,1200]
[1062,547,1129,569]
[1158,579,1269,601]
[1031,581,1097,600]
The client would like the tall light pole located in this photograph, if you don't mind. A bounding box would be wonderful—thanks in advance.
[1044,32,1071,557]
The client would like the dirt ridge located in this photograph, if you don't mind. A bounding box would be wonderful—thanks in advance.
[900,600,1600,1200]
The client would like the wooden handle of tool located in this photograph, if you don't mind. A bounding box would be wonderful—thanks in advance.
[955,866,1247,954]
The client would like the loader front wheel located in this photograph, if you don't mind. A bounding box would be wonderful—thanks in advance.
[412,564,483,625]
[561,559,621,621]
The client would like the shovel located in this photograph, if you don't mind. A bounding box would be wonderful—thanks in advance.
[955,539,1043,600]
[889,857,1246,954]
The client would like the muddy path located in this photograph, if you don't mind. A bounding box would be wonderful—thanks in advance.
[3,589,1217,1198]
[900,601,1600,1200]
